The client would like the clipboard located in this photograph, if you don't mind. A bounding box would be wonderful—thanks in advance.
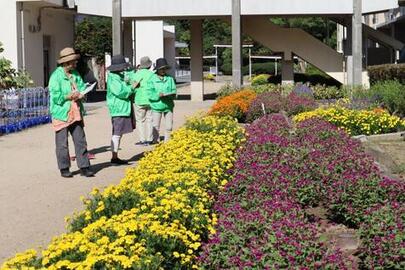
[81,82,97,95]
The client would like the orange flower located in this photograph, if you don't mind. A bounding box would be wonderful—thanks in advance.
[372,107,386,114]
[209,90,257,120]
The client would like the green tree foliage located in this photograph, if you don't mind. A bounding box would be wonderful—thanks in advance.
[74,16,112,63]
[0,42,33,89]
[271,17,337,49]
[169,18,336,74]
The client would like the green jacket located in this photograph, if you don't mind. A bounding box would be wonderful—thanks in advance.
[128,69,154,106]
[149,74,177,112]
[48,66,86,121]
[107,71,134,117]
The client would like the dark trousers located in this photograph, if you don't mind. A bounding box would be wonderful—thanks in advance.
[55,121,90,170]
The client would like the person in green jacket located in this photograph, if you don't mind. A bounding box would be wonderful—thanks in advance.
[149,58,177,143]
[107,55,139,165]
[48,47,94,178]
[128,56,154,146]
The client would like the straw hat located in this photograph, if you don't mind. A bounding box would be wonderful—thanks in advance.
[57,47,80,64]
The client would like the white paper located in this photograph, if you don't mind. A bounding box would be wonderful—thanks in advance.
[81,82,97,95]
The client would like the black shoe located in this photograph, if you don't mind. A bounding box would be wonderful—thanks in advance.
[148,141,159,145]
[60,168,73,178]
[80,167,95,177]
[111,158,129,165]
[143,141,154,146]
[135,141,145,146]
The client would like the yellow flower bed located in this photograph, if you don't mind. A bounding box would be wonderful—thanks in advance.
[2,116,245,270]
[294,106,405,136]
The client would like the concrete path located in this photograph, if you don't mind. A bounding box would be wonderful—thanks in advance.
[0,83,221,263]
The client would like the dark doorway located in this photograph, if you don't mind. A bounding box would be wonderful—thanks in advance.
[43,35,51,85]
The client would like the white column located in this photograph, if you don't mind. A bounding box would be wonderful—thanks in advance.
[232,0,243,88]
[281,52,294,85]
[352,0,363,86]
[112,0,122,56]
[190,19,204,102]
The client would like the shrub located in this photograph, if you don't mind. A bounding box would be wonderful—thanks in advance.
[199,115,351,269]
[268,73,341,87]
[209,89,257,122]
[294,106,405,136]
[368,80,405,117]
[251,74,270,86]
[221,62,276,76]
[203,73,215,81]
[246,91,316,122]
[312,85,348,100]
[2,116,245,270]
[251,83,294,95]
[216,83,239,100]
[0,42,33,89]
[292,83,314,97]
[368,64,405,85]
[358,202,405,270]
[285,92,318,116]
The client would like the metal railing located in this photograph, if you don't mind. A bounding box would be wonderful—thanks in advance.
[0,87,51,135]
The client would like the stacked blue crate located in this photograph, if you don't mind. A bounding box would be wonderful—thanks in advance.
[0,87,51,135]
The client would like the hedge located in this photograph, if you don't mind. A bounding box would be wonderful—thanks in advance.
[368,64,405,85]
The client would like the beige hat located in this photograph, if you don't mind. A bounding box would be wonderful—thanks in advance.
[57,47,80,64]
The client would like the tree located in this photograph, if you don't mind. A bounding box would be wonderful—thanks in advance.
[271,17,337,49]
[74,16,112,63]
[0,42,33,89]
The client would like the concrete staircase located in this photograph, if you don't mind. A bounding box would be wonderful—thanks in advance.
[242,16,345,83]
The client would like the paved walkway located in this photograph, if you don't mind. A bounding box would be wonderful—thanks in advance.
[0,83,221,262]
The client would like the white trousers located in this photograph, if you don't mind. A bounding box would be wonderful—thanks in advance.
[134,104,153,142]
[152,111,173,142]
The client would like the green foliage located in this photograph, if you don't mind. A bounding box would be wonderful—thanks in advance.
[251,83,294,95]
[216,83,241,100]
[359,203,405,270]
[251,74,270,86]
[271,17,337,49]
[305,64,328,76]
[368,64,405,85]
[203,73,215,81]
[368,80,405,117]
[268,73,341,87]
[312,85,348,100]
[221,62,276,76]
[75,17,112,62]
[0,42,33,89]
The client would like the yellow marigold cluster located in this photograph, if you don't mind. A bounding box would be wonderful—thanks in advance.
[294,106,405,135]
[2,116,245,270]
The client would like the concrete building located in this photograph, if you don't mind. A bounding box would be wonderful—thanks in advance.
[0,0,175,87]
[75,0,402,100]
[1,0,403,94]
[0,0,75,87]
[362,7,405,65]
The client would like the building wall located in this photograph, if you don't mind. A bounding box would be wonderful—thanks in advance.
[0,0,19,69]
[77,0,399,18]
[20,2,74,86]
[164,25,176,78]
[135,21,164,69]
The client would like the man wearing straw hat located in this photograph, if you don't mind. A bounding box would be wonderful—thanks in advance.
[48,47,95,178]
